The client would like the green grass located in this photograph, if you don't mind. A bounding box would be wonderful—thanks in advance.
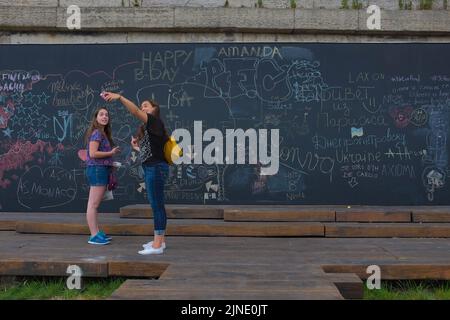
[399,0,414,9]
[3,277,450,300]
[419,0,433,9]
[341,0,350,9]
[0,277,127,300]
[290,0,297,9]
[351,0,363,9]
[365,280,450,300]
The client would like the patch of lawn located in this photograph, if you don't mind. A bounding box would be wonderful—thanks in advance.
[0,276,127,300]
[365,280,450,300]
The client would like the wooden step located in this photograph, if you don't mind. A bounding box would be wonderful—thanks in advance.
[158,263,364,298]
[322,264,450,280]
[0,259,169,278]
[16,220,325,237]
[224,208,335,222]
[3,210,450,238]
[0,221,16,231]
[113,262,354,300]
[120,204,346,220]
[159,263,326,280]
[407,206,450,222]
[108,261,169,278]
[325,273,364,300]
[325,223,450,238]
[109,278,344,300]
[121,205,450,222]
[336,210,411,222]
[120,204,224,219]
[413,211,450,222]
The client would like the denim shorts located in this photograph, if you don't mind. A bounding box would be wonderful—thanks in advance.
[86,165,111,186]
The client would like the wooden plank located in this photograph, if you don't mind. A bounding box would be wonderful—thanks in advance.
[16,220,325,237]
[325,273,363,299]
[120,204,224,219]
[413,212,450,223]
[322,264,450,280]
[109,279,344,300]
[120,204,350,220]
[336,211,411,222]
[159,263,324,280]
[167,223,324,237]
[0,259,108,277]
[325,223,450,238]
[0,221,16,231]
[108,261,169,278]
[224,208,335,222]
[16,221,154,236]
[146,278,338,290]
[109,287,343,300]
[16,222,90,235]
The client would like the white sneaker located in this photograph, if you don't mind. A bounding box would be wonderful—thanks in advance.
[143,241,166,250]
[138,246,164,255]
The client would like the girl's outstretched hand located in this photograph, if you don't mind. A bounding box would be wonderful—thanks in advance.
[102,92,121,102]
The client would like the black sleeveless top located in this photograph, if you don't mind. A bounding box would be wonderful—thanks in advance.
[139,113,168,166]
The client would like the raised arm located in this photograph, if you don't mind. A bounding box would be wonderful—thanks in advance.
[103,92,148,123]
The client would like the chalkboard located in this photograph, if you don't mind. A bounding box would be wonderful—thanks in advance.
[0,43,449,212]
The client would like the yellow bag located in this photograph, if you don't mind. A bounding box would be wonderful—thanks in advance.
[164,136,183,165]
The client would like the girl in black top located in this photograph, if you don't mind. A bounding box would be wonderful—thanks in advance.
[103,92,169,255]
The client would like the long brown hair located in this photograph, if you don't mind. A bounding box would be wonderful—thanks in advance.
[84,107,115,146]
[135,99,168,141]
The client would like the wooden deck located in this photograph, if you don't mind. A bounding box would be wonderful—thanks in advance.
[2,205,450,238]
[0,205,449,299]
[0,232,449,299]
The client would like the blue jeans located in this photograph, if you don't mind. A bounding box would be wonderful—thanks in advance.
[86,165,111,186]
[143,162,169,235]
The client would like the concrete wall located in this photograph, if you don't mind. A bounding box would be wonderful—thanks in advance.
[0,1,449,43]
[1,0,449,10]
[2,32,450,45]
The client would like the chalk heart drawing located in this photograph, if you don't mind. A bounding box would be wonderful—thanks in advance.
[17,166,77,209]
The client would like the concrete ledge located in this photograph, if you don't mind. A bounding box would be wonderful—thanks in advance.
[59,0,125,7]
[174,7,294,32]
[0,0,58,6]
[0,32,10,44]
[295,9,359,32]
[5,31,450,44]
[0,6,449,35]
[4,0,448,10]
[55,7,175,31]
[0,6,57,30]
[9,32,128,44]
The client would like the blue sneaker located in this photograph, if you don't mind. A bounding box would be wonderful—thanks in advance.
[98,230,112,241]
[88,233,110,245]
